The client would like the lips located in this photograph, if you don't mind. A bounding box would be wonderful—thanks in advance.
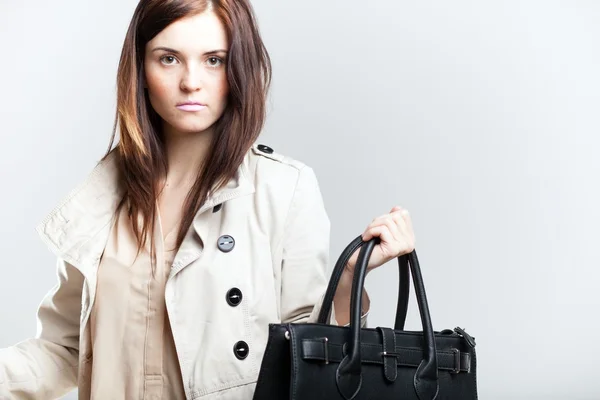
[177,101,206,106]
[176,102,207,112]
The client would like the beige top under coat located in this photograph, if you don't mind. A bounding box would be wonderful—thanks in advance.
[88,203,186,399]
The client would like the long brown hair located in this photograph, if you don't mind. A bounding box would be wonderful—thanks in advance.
[102,0,271,270]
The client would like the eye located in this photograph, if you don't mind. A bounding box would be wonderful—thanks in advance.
[206,56,224,68]
[160,55,178,65]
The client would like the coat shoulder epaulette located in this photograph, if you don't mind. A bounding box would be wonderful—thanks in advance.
[251,143,307,171]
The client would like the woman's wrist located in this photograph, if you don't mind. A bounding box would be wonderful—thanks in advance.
[337,265,370,315]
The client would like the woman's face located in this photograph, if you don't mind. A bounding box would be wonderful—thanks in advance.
[144,11,229,137]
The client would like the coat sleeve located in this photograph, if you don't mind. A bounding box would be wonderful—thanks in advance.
[279,166,368,327]
[0,257,83,399]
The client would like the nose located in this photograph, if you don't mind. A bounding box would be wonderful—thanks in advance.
[180,63,204,92]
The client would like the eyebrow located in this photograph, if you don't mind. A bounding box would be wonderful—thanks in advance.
[151,46,228,56]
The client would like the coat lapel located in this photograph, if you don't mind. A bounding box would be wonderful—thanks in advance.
[35,150,123,280]
[170,150,257,277]
[35,147,256,280]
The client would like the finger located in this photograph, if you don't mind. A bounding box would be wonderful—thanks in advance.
[390,205,403,213]
[396,209,414,247]
[390,207,412,231]
[368,215,403,242]
[390,210,409,239]
[371,213,393,225]
[396,210,416,251]
[370,209,405,230]
[363,225,396,252]
[365,207,410,241]
[387,209,415,252]
[363,214,402,241]
[400,209,414,238]
[362,214,392,240]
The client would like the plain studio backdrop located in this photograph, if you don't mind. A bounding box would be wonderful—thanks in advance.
[1,1,599,399]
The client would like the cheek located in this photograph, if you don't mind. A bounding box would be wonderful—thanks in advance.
[147,77,173,104]
[214,75,230,105]
[145,66,174,103]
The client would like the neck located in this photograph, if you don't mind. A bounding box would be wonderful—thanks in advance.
[161,124,215,190]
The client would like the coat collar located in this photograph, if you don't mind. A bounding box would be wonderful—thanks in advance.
[35,146,257,277]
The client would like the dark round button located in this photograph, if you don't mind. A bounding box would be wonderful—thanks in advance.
[257,144,274,154]
[217,235,235,253]
[233,341,249,360]
[226,288,243,307]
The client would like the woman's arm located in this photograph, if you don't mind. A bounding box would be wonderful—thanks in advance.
[0,257,83,399]
[331,270,370,327]
[278,166,368,327]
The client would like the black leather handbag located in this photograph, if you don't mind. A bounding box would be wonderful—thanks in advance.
[253,235,478,400]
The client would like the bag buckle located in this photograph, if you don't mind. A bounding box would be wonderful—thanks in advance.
[450,348,461,374]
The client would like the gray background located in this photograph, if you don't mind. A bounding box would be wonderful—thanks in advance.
[1,1,599,399]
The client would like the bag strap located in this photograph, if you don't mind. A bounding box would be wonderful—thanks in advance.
[327,237,440,400]
[317,235,411,331]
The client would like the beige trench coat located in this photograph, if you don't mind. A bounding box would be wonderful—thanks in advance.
[0,143,367,399]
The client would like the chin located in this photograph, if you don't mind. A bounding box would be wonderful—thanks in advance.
[172,122,215,134]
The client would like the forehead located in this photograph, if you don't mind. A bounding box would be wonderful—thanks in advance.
[147,12,228,52]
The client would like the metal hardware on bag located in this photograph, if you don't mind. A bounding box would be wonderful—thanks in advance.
[322,337,329,364]
[466,354,471,373]
[454,326,476,348]
[284,331,290,340]
[450,348,461,374]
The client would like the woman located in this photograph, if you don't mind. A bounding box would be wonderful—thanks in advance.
[0,0,415,399]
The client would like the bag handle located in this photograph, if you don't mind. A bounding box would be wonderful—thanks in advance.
[334,238,440,400]
[317,235,411,331]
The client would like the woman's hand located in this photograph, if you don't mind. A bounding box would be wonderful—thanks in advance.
[345,205,416,276]
[333,205,415,326]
